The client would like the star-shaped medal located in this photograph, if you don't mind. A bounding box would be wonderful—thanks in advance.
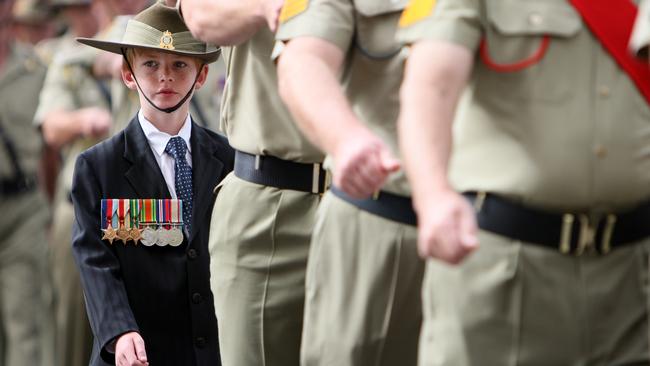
[101,226,117,245]
[130,227,143,245]
[116,225,131,245]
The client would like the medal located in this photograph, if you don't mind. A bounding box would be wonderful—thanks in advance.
[155,199,170,246]
[101,199,117,244]
[129,199,142,245]
[139,199,157,246]
[168,199,184,246]
[116,199,131,244]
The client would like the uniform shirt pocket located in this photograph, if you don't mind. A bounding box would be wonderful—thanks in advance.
[475,0,583,102]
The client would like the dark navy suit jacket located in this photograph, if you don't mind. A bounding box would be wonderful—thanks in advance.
[71,116,234,366]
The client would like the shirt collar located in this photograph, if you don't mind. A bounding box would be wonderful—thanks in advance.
[138,109,192,158]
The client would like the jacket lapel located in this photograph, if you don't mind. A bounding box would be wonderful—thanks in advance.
[189,121,225,243]
[123,116,171,199]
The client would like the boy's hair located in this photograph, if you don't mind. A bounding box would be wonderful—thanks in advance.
[122,48,205,69]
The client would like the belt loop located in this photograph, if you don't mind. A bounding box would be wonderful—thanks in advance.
[473,191,487,213]
[600,214,617,254]
[372,191,380,200]
[255,155,261,170]
[312,163,320,194]
[559,213,574,254]
[576,214,595,256]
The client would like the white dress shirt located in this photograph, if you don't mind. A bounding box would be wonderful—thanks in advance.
[138,110,193,199]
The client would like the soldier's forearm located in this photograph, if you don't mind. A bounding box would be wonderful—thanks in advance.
[277,37,367,157]
[180,0,266,46]
[398,40,473,211]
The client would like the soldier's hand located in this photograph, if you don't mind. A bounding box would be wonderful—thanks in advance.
[115,332,149,366]
[79,107,112,138]
[93,52,123,80]
[333,129,400,199]
[262,0,284,32]
[416,190,478,264]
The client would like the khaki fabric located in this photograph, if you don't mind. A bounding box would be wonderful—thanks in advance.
[275,1,425,365]
[397,0,650,364]
[34,39,108,366]
[631,0,650,58]
[398,0,650,212]
[0,42,54,366]
[209,174,319,366]
[420,232,650,366]
[219,28,323,163]
[301,193,424,366]
[276,0,410,195]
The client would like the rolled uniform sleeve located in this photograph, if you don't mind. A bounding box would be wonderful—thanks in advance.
[396,0,482,52]
[33,60,78,126]
[275,0,355,53]
[630,0,650,59]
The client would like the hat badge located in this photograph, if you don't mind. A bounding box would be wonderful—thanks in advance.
[159,30,175,50]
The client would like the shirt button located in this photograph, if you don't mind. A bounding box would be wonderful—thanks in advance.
[597,85,610,98]
[195,337,206,348]
[528,12,543,26]
[594,145,608,158]
[187,249,198,259]
[192,292,203,304]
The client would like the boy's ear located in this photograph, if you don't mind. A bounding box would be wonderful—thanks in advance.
[121,61,138,91]
[193,64,209,91]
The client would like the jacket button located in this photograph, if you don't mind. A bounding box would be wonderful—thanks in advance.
[187,249,198,259]
[195,337,206,348]
[192,292,203,304]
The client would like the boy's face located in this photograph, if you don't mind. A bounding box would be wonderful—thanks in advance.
[121,49,208,112]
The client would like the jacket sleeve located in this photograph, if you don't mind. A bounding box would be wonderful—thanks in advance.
[71,152,139,364]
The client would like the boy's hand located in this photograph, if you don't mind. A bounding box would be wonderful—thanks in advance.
[115,332,149,366]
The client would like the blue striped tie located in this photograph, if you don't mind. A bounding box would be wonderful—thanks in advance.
[165,136,193,235]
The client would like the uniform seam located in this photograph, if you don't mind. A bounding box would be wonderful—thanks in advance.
[260,189,283,366]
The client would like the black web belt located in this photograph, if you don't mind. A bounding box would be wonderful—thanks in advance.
[0,120,35,196]
[330,186,416,226]
[464,192,650,255]
[234,150,327,194]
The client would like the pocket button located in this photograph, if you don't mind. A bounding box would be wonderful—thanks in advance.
[528,12,544,26]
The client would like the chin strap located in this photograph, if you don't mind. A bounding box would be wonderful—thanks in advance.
[121,48,204,114]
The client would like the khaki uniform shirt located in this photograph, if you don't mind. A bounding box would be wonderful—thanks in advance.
[34,41,111,197]
[276,0,409,194]
[0,42,46,180]
[631,0,650,58]
[398,0,650,212]
[220,28,323,163]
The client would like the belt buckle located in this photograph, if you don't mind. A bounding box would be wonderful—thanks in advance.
[314,164,332,196]
[559,213,617,256]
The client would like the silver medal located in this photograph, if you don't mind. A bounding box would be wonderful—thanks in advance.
[141,227,157,247]
[168,227,184,247]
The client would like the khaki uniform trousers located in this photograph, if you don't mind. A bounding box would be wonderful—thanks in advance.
[420,230,650,366]
[209,173,320,366]
[301,192,425,366]
[0,192,55,366]
[48,195,93,366]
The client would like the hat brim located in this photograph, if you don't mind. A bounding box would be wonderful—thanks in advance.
[76,37,221,64]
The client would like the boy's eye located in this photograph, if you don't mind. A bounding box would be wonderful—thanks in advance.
[143,60,158,67]
[174,61,188,68]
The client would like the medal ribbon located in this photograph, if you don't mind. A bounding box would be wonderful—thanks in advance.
[112,199,119,228]
[118,199,126,228]
[171,199,180,225]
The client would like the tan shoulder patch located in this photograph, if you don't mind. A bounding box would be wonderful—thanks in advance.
[279,0,309,24]
[399,0,436,28]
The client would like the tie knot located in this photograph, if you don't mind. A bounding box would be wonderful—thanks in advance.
[165,136,187,160]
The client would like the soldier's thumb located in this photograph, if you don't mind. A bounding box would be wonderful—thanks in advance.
[379,150,401,173]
